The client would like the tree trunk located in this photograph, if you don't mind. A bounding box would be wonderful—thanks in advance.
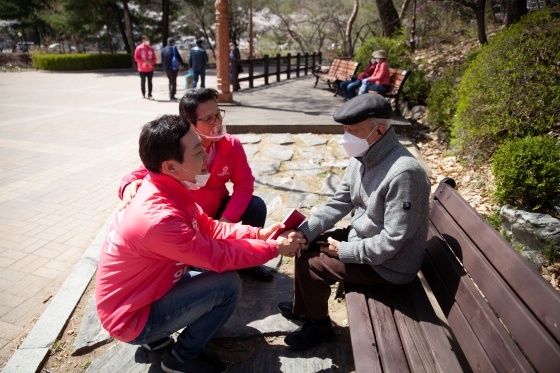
[505,0,527,26]
[111,2,130,54]
[399,0,412,20]
[475,0,488,44]
[162,0,169,47]
[375,0,401,37]
[122,0,135,51]
[345,0,359,57]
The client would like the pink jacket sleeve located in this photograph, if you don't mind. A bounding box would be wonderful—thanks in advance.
[143,206,278,272]
[369,61,391,85]
[220,139,255,222]
[118,164,148,199]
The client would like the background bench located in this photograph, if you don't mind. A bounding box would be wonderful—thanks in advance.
[345,178,560,372]
[367,68,409,115]
[313,57,360,95]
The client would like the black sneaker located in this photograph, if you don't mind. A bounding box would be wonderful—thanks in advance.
[161,351,229,373]
[141,336,174,351]
[284,317,337,350]
[277,301,306,321]
[239,265,273,282]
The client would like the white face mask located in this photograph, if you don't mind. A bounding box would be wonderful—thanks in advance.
[193,124,227,141]
[340,128,376,158]
[144,40,150,46]
[174,162,210,190]
[371,58,377,64]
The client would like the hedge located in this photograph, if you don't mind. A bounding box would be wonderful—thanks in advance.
[33,53,132,70]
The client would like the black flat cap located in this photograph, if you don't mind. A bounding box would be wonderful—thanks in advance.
[333,94,392,124]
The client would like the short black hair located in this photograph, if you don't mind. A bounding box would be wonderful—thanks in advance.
[179,88,219,125]
[139,115,190,172]
[196,39,204,46]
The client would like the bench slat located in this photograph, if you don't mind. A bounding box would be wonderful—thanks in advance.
[405,277,464,372]
[430,193,560,372]
[423,230,498,372]
[427,211,535,372]
[433,183,560,345]
[367,288,410,371]
[345,285,382,373]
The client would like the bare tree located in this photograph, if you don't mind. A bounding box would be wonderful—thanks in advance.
[375,0,401,37]
[505,0,527,26]
[345,0,359,56]
[162,0,170,47]
[122,0,135,50]
[456,0,488,44]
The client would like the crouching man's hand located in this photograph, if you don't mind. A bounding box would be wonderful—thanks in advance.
[276,230,307,258]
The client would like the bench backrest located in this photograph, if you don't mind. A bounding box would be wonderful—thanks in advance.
[425,180,560,372]
[386,68,409,97]
[327,57,360,81]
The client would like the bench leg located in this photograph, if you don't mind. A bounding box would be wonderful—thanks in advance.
[314,76,319,88]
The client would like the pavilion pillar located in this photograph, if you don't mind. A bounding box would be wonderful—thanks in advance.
[215,0,232,103]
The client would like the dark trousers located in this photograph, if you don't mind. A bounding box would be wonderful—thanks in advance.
[292,227,394,319]
[165,69,178,98]
[139,71,153,97]
[215,195,267,228]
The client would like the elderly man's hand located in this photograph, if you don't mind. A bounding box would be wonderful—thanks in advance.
[118,180,142,210]
[276,230,307,257]
[319,237,340,257]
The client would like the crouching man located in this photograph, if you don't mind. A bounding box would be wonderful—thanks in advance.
[96,114,305,373]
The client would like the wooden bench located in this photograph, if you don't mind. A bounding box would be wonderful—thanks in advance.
[345,178,560,372]
[367,68,409,115]
[313,57,360,96]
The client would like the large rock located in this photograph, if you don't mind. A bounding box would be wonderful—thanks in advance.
[500,205,560,267]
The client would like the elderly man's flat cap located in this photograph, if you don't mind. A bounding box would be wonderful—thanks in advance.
[333,94,393,124]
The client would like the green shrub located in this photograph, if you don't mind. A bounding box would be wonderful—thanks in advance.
[354,32,431,105]
[452,7,560,162]
[33,53,132,70]
[492,136,560,209]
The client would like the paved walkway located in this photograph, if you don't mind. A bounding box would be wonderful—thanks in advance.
[0,69,422,372]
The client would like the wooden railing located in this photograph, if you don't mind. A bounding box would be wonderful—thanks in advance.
[231,52,322,91]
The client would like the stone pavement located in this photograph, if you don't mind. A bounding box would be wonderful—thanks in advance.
[0,69,425,372]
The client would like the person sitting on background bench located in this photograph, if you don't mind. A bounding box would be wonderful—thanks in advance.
[118,88,275,282]
[277,94,431,350]
[339,52,377,101]
[358,50,391,96]
[96,114,305,373]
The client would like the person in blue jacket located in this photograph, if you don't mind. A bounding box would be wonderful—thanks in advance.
[161,38,184,101]
[188,39,209,88]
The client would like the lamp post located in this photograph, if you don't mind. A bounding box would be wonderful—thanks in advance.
[215,0,232,102]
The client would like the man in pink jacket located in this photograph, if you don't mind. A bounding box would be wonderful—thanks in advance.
[96,114,305,373]
[134,35,156,100]
[358,50,391,96]
[119,88,275,282]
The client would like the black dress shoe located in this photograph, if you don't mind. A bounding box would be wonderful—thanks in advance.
[284,317,337,349]
[239,265,273,282]
[278,301,306,320]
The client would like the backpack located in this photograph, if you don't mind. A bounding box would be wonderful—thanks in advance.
[171,47,180,71]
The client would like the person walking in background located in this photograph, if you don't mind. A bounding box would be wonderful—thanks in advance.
[229,41,242,91]
[339,51,378,101]
[134,35,156,100]
[161,37,184,101]
[188,39,209,88]
[358,50,391,96]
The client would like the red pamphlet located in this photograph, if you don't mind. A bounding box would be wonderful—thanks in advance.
[269,209,306,240]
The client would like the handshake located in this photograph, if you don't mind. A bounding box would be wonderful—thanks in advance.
[257,223,307,258]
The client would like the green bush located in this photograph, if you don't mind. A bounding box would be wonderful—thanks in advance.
[33,53,132,70]
[492,136,560,209]
[452,7,560,162]
[354,32,431,105]
[427,49,480,132]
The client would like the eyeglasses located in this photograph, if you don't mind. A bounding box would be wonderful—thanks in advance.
[196,110,225,126]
